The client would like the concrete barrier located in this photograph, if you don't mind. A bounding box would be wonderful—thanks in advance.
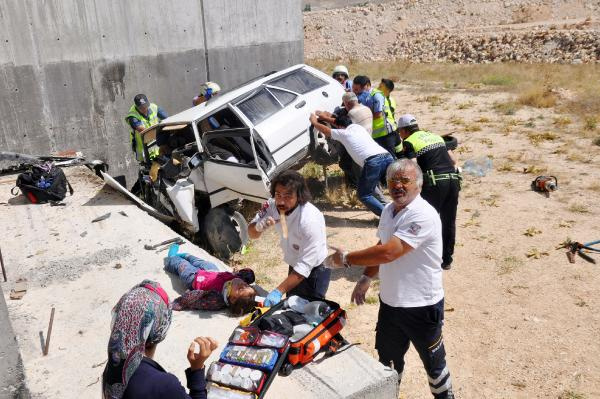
[0,0,303,186]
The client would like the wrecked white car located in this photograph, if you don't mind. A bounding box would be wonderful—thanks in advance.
[104,64,344,259]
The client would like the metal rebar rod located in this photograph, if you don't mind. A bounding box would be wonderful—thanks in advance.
[43,307,55,356]
[0,247,6,282]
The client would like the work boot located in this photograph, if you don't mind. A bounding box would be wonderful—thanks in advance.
[441,263,452,271]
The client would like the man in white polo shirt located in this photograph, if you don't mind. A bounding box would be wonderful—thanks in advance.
[324,159,454,399]
[310,112,393,216]
[248,170,330,306]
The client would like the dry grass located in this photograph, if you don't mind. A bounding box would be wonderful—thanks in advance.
[497,256,523,275]
[584,116,598,131]
[457,101,475,110]
[522,164,548,174]
[494,101,520,115]
[476,117,491,123]
[301,161,324,179]
[553,116,572,128]
[587,182,600,192]
[419,95,445,106]
[525,248,549,259]
[497,161,514,172]
[528,131,558,145]
[518,85,558,108]
[523,227,542,237]
[324,185,361,208]
[559,390,586,399]
[568,203,590,214]
[566,152,595,164]
[465,124,482,132]
[450,115,465,126]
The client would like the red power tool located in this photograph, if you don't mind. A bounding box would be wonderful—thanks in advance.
[531,176,558,197]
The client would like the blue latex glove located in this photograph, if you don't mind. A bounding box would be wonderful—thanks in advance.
[176,253,189,258]
[167,243,180,257]
[264,289,283,307]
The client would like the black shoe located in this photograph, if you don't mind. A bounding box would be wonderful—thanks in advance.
[441,263,452,270]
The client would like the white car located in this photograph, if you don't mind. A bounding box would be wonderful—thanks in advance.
[104,64,344,259]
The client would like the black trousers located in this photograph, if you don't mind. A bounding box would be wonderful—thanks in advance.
[287,265,331,299]
[421,178,460,266]
[374,134,400,158]
[376,299,453,398]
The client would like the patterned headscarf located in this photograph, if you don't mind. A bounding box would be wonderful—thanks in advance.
[102,280,172,399]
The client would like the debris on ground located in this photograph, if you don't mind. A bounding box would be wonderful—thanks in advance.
[91,213,111,223]
[9,279,28,300]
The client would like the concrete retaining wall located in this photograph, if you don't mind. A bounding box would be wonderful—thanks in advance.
[0,0,303,184]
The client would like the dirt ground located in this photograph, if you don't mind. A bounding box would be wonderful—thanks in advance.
[237,83,600,398]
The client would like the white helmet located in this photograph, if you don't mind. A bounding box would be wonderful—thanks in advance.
[332,65,349,78]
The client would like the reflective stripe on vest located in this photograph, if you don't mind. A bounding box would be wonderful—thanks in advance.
[404,130,445,157]
[125,103,159,162]
[370,89,397,138]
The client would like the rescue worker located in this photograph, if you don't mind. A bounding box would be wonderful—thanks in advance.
[397,114,459,270]
[125,94,168,163]
[332,65,352,92]
[353,76,397,157]
[310,112,393,216]
[248,170,330,306]
[324,159,455,399]
[378,78,403,157]
[192,82,221,106]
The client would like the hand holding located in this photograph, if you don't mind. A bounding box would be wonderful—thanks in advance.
[187,336,218,370]
[255,216,276,233]
[264,289,283,307]
[323,246,345,269]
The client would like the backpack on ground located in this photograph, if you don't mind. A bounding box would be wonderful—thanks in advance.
[11,163,73,203]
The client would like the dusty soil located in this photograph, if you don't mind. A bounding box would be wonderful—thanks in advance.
[239,84,600,398]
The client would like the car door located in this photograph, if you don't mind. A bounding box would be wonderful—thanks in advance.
[201,128,270,207]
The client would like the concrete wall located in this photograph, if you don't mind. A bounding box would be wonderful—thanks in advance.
[0,0,303,184]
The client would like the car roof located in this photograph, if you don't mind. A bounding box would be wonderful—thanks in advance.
[161,64,308,125]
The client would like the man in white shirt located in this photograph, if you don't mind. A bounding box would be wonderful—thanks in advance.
[324,159,454,399]
[310,113,394,216]
[248,170,330,306]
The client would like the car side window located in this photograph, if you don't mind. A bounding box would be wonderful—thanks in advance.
[269,88,297,106]
[268,69,326,94]
[236,88,281,125]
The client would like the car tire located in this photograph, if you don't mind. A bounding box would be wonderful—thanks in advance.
[309,125,340,166]
[444,135,458,151]
[202,207,249,260]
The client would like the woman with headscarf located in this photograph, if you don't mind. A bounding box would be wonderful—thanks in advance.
[102,280,218,399]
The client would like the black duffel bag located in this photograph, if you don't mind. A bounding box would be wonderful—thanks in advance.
[11,163,73,203]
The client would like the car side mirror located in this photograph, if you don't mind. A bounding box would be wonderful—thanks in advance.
[188,152,203,169]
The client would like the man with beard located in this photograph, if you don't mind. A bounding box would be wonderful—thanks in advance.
[324,159,454,399]
[247,170,330,306]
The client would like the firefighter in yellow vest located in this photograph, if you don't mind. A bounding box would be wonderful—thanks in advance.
[124,94,168,163]
[397,114,460,270]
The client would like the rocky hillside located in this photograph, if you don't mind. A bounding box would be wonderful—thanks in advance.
[304,0,600,62]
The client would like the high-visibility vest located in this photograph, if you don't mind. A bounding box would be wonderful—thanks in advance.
[370,89,397,139]
[125,103,159,162]
[404,130,445,157]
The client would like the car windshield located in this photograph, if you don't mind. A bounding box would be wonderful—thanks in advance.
[268,69,326,94]
[236,88,281,125]
[268,87,297,106]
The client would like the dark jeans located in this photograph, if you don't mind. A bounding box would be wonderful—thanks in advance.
[376,299,453,399]
[421,178,460,266]
[374,133,400,158]
[287,265,331,299]
[357,153,394,216]
[163,255,219,288]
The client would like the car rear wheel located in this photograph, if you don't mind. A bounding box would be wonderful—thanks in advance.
[202,207,249,260]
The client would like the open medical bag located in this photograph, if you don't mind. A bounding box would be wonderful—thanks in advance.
[206,297,347,398]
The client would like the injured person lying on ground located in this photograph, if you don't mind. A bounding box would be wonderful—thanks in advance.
[164,244,257,316]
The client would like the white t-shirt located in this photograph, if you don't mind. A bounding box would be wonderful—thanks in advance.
[330,124,388,166]
[348,104,373,133]
[251,199,328,278]
[376,195,444,307]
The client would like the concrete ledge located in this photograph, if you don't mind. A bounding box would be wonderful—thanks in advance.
[0,167,397,398]
[0,285,29,399]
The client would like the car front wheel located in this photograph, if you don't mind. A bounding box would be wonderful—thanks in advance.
[202,207,249,260]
